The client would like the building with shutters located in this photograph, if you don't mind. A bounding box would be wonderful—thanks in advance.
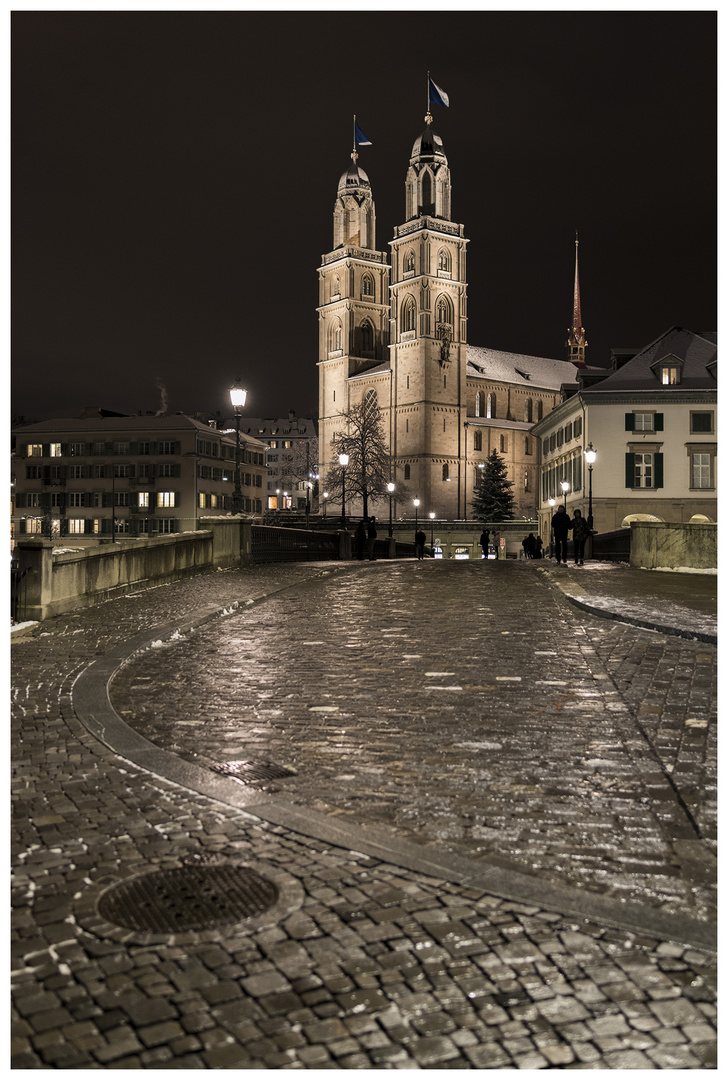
[531,326,717,540]
[11,413,267,544]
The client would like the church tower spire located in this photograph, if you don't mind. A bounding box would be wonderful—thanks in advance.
[566,231,587,367]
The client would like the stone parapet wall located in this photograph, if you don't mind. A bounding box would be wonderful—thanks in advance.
[629,521,717,571]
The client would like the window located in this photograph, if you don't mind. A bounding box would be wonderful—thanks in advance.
[50,443,62,457]
[50,493,63,507]
[626,452,663,489]
[25,518,44,534]
[438,250,451,273]
[68,519,86,535]
[524,473,529,491]
[692,453,712,489]
[157,492,176,507]
[564,423,573,442]
[113,441,130,455]
[331,274,340,298]
[114,492,131,506]
[436,297,452,327]
[500,435,507,453]
[361,274,373,297]
[475,391,484,417]
[634,413,653,432]
[402,296,417,333]
[661,366,680,385]
[69,493,84,507]
[487,393,495,419]
[537,400,543,421]
[405,251,415,273]
[138,441,151,455]
[159,440,176,455]
[626,412,663,432]
[473,431,482,451]
[363,388,378,420]
[68,464,84,479]
[525,436,531,455]
[70,442,85,456]
[330,319,342,353]
[359,320,374,353]
[404,464,411,480]
[27,443,43,457]
[691,412,714,433]
[138,492,150,508]
[525,399,533,423]
[157,519,177,534]
[114,463,132,477]
[442,463,449,480]
[157,463,176,477]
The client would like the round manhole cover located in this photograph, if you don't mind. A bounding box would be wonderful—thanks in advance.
[97,864,279,933]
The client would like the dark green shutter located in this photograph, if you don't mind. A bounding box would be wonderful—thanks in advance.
[654,454,664,489]
[625,414,635,431]
[654,413,664,431]
[625,453,635,487]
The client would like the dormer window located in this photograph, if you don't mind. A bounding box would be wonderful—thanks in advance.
[651,353,683,385]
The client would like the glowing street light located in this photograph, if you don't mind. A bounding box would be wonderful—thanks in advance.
[228,379,247,514]
[339,453,349,527]
[584,442,597,529]
[387,482,395,537]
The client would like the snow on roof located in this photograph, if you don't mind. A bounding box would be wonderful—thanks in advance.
[466,345,576,390]
[583,327,717,393]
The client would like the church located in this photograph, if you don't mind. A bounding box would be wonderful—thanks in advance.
[317,102,585,522]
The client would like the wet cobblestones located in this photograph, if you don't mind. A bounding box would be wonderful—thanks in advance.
[12,560,716,1067]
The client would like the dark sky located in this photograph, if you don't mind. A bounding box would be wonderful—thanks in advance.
[11,9,716,423]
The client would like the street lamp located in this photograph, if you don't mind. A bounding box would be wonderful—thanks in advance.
[584,442,597,529]
[560,479,570,511]
[387,482,395,537]
[323,491,329,518]
[429,511,436,550]
[413,498,420,532]
[339,453,349,527]
[229,379,247,515]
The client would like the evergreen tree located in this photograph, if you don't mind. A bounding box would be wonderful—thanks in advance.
[471,449,516,522]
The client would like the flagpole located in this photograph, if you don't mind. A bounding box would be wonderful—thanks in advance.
[352,114,357,161]
[425,71,432,125]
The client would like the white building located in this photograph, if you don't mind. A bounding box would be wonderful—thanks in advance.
[12,413,267,544]
[531,326,717,540]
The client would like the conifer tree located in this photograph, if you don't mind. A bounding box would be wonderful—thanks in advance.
[471,449,516,522]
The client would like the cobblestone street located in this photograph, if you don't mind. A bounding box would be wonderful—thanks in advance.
[12,559,717,1068]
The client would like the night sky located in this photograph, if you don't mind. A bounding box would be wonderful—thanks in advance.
[11,8,717,424]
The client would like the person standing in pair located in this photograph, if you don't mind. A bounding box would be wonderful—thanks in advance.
[415,528,426,560]
[367,516,377,560]
[571,509,590,566]
[551,505,572,564]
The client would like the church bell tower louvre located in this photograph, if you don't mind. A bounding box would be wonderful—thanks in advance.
[317,138,390,489]
[389,111,469,519]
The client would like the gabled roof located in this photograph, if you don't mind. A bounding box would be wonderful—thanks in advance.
[582,327,716,393]
[466,345,576,391]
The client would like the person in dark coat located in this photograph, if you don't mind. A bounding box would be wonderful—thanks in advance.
[355,520,367,560]
[571,509,590,566]
[534,536,543,559]
[522,533,536,559]
[551,505,572,564]
[367,516,377,560]
[479,529,490,558]
[415,528,426,560]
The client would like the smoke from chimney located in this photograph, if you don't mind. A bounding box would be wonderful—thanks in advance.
[155,377,168,416]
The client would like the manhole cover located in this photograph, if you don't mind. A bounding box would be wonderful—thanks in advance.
[97,864,279,933]
[210,758,295,784]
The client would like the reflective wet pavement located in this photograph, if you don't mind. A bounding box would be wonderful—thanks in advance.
[12,559,717,1068]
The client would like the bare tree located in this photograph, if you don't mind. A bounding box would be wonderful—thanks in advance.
[326,398,390,520]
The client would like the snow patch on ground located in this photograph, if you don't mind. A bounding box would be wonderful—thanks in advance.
[646,566,717,575]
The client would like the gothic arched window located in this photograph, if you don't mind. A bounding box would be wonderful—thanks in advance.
[537,400,543,420]
[330,319,342,354]
[359,320,374,355]
[436,296,452,328]
[475,391,485,417]
[442,463,449,481]
[363,388,378,420]
[487,393,496,419]
[331,274,340,298]
[526,398,533,423]
[402,296,417,333]
[473,431,483,451]
[361,274,374,298]
[405,251,416,273]
[438,249,451,273]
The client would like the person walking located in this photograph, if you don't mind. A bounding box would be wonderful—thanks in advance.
[367,516,378,561]
[534,536,543,559]
[551,505,572,565]
[522,533,536,559]
[571,508,590,566]
[479,529,490,559]
[355,519,367,560]
[415,527,426,560]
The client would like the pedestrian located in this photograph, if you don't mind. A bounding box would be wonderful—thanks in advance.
[522,533,536,559]
[479,528,490,559]
[551,505,572,565]
[571,508,590,566]
[367,516,377,560]
[534,536,543,559]
[355,519,367,560]
[415,527,426,560]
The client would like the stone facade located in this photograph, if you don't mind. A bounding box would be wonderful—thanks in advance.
[318,123,578,522]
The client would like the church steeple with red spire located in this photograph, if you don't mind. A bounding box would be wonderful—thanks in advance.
[566,231,587,367]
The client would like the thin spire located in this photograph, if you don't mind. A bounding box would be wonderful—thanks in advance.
[566,230,587,367]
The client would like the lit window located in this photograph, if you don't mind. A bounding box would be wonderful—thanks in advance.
[27,444,43,457]
[138,492,150,508]
[50,443,62,457]
[157,492,176,507]
[661,366,679,385]
[68,519,85,534]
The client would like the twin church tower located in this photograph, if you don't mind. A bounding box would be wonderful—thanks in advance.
[317,98,583,520]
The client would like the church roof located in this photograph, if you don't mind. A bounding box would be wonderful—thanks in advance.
[338,160,371,192]
[466,345,577,391]
[410,125,447,163]
[580,326,716,393]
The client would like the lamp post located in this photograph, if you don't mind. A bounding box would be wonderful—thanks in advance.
[339,453,349,527]
[323,491,328,518]
[429,511,436,550]
[387,482,395,537]
[560,479,570,511]
[413,498,420,533]
[229,379,247,515]
[584,442,597,529]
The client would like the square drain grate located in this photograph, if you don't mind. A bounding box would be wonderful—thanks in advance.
[210,758,296,784]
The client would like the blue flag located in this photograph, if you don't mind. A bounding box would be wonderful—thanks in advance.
[428,77,450,108]
[354,121,372,146]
